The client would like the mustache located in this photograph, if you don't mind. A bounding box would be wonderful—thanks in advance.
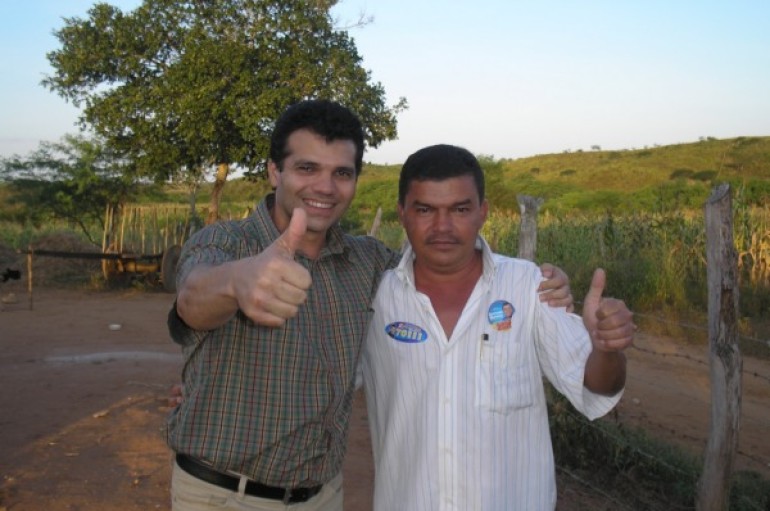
[425,235,460,244]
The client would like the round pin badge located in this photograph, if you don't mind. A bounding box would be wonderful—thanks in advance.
[488,300,514,331]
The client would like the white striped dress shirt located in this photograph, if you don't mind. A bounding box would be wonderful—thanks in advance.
[361,238,622,511]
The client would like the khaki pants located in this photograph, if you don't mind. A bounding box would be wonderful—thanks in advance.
[171,460,343,511]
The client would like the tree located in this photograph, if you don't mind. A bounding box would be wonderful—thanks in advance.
[0,135,138,244]
[43,0,407,223]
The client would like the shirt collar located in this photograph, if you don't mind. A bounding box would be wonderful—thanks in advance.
[395,235,497,287]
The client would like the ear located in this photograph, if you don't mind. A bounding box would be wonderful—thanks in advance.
[397,203,405,226]
[480,199,489,223]
[267,160,281,189]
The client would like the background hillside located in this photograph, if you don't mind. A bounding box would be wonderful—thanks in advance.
[345,136,770,233]
[5,136,763,233]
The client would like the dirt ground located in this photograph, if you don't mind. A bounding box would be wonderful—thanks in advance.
[0,287,768,511]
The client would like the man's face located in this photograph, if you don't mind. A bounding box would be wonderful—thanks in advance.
[268,128,358,241]
[398,174,488,274]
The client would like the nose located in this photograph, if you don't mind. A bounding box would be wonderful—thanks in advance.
[312,171,335,195]
[433,210,452,232]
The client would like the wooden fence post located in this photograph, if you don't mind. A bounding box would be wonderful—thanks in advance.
[696,183,742,511]
[516,194,543,261]
[368,207,383,238]
[26,245,33,311]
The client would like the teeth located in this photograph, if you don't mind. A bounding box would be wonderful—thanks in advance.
[306,200,333,209]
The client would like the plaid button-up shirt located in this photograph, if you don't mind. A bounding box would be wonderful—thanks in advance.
[165,194,399,487]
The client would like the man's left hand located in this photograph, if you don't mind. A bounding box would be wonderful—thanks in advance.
[582,268,635,352]
[539,263,574,312]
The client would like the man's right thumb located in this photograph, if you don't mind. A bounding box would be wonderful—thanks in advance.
[584,268,606,305]
[278,208,307,257]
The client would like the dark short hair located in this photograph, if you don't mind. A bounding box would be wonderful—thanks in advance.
[269,100,365,174]
[398,144,485,205]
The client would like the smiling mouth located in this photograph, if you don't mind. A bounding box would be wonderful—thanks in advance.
[304,199,335,210]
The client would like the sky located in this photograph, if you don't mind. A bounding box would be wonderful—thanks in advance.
[2,0,769,165]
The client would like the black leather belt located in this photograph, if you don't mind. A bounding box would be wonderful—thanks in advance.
[175,453,323,504]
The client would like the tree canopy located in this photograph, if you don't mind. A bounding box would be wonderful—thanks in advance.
[0,135,137,244]
[43,0,406,219]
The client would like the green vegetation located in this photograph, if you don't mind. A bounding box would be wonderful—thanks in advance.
[351,136,770,228]
[336,138,770,246]
[0,135,139,244]
[548,388,770,510]
[342,163,401,233]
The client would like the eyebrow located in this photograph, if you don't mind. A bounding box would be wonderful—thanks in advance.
[412,198,473,208]
[293,159,355,173]
[292,159,318,167]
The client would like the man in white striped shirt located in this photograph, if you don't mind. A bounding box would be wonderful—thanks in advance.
[361,144,635,511]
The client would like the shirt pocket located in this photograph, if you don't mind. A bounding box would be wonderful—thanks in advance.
[475,333,535,414]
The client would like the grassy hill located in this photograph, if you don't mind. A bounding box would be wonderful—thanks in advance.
[343,136,770,233]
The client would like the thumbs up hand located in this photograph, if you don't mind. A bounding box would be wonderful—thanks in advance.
[272,206,307,260]
[234,208,313,327]
[582,269,635,353]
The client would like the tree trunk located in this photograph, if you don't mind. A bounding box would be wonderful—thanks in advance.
[696,183,742,511]
[186,178,201,237]
[188,183,198,220]
[206,163,229,225]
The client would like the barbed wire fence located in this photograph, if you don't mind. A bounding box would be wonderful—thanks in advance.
[550,309,769,510]
[516,185,769,510]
